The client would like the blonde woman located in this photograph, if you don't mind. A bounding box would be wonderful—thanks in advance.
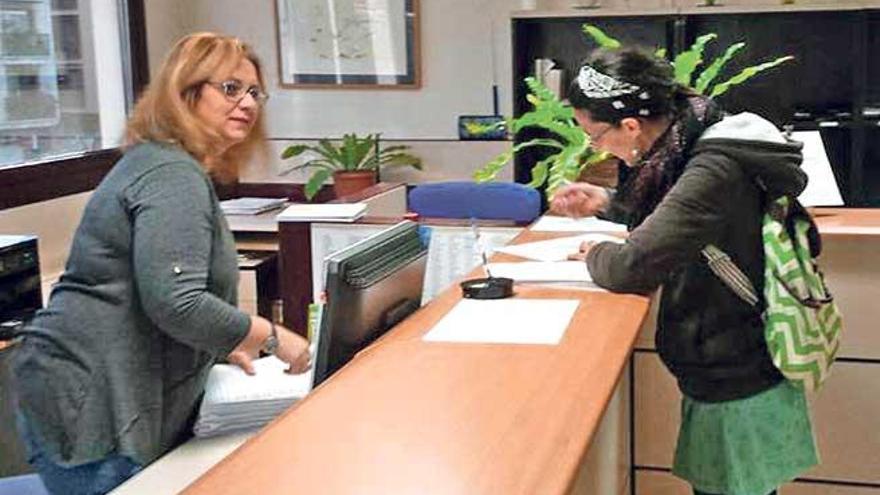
[13,33,310,494]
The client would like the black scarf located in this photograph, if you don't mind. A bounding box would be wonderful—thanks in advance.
[616,95,724,229]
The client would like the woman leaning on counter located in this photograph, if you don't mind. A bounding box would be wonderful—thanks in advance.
[554,48,818,495]
[12,33,311,495]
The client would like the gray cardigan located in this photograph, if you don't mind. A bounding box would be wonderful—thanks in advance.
[13,142,250,466]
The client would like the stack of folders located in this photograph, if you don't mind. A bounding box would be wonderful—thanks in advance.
[193,356,312,437]
[276,202,367,223]
[219,197,288,215]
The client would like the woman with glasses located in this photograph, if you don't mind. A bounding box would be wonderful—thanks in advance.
[552,47,818,495]
[12,32,310,494]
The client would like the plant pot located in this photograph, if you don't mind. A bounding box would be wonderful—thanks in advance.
[332,170,377,198]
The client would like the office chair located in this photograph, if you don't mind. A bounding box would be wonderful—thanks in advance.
[407,182,541,223]
[0,474,48,495]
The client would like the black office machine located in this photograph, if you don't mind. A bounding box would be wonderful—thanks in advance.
[0,235,42,340]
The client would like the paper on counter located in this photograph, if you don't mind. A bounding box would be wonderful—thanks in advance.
[495,233,624,262]
[486,261,591,282]
[531,215,627,233]
[423,298,579,345]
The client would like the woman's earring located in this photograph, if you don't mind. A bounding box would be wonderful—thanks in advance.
[631,148,640,159]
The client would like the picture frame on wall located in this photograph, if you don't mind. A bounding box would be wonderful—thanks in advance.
[275,0,421,89]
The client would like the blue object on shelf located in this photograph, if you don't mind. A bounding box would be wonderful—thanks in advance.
[408,182,540,223]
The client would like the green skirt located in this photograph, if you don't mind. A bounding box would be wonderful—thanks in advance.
[672,380,819,495]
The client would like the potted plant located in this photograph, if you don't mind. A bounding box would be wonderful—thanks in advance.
[474,25,794,200]
[281,133,423,200]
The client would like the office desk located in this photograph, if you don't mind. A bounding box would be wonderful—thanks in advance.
[811,207,880,237]
[180,229,651,495]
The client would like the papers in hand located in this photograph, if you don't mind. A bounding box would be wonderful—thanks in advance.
[194,356,312,437]
[531,215,627,233]
[423,298,579,345]
[495,233,624,262]
[220,197,287,215]
[276,203,367,223]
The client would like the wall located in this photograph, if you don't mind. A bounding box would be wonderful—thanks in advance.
[143,0,521,184]
[0,193,91,294]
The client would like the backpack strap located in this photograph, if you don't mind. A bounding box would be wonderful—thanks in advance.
[701,244,761,307]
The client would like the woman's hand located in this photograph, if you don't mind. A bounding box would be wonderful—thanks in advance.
[275,327,311,374]
[230,316,312,375]
[550,182,610,219]
[566,240,598,262]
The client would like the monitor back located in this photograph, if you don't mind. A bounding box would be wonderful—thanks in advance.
[313,221,427,386]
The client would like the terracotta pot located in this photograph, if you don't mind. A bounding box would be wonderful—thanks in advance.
[332,170,377,198]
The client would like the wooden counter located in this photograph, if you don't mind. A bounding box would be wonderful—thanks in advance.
[181,230,651,495]
[812,208,880,237]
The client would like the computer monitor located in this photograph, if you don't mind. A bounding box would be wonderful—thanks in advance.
[312,221,428,387]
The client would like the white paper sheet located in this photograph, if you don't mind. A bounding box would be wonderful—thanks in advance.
[495,233,625,262]
[791,131,844,207]
[201,356,313,405]
[530,215,627,233]
[422,226,521,303]
[277,203,367,222]
[422,298,579,345]
[485,261,591,282]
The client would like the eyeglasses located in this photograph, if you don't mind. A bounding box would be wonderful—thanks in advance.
[586,124,613,144]
[205,80,269,106]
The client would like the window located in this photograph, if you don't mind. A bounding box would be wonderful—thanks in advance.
[0,0,145,210]
[0,0,135,168]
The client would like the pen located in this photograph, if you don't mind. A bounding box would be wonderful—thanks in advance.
[470,218,494,278]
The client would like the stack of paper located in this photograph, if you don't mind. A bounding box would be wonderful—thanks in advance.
[220,197,287,215]
[530,215,627,233]
[193,357,312,437]
[276,203,367,223]
[495,233,625,262]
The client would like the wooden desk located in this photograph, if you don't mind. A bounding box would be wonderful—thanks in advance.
[812,207,880,237]
[181,230,651,495]
[225,183,409,333]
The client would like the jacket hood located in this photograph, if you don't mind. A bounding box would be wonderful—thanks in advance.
[693,112,807,198]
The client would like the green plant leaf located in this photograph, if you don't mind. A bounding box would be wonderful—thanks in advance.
[379,153,423,170]
[315,139,344,168]
[280,144,310,159]
[655,47,667,59]
[378,145,411,154]
[546,140,589,197]
[473,149,515,182]
[582,25,621,49]
[695,42,745,94]
[304,168,332,200]
[674,33,717,86]
[473,138,564,183]
[351,134,377,170]
[709,55,794,98]
[526,155,554,188]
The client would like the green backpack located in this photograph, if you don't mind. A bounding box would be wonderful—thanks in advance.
[702,196,843,392]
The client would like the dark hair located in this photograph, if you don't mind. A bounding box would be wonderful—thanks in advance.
[567,47,693,125]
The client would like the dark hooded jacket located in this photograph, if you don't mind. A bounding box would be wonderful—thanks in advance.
[587,112,808,402]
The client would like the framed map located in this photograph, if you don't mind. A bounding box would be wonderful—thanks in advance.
[275,0,420,88]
